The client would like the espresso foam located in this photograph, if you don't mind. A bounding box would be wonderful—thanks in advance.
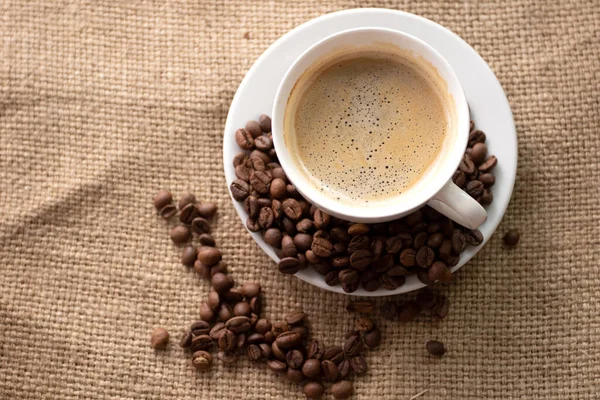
[284,50,450,205]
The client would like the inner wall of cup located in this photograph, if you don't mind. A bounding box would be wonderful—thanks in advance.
[273,29,467,219]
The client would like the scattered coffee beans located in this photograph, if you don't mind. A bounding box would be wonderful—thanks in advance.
[150,327,169,349]
[230,118,497,292]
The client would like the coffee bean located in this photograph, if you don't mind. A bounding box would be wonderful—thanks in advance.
[478,155,497,172]
[438,239,451,258]
[480,188,493,205]
[180,245,197,266]
[170,225,191,245]
[192,350,212,371]
[346,300,374,314]
[286,183,300,198]
[329,227,349,243]
[244,120,262,138]
[242,196,259,219]
[348,249,373,270]
[255,206,274,229]
[466,180,484,198]
[193,260,210,279]
[255,135,273,151]
[350,355,367,375]
[271,167,287,181]
[235,128,254,150]
[258,229,280,249]
[275,331,302,349]
[196,202,217,219]
[297,340,318,361]
[153,191,173,211]
[364,327,381,349]
[266,177,286,200]
[337,359,351,380]
[428,261,453,283]
[197,301,215,321]
[215,329,234,352]
[355,317,374,332]
[412,232,428,249]
[426,340,446,356]
[427,232,443,248]
[312,209,331,229]
[159,204,177,219]
[225,316,251,334]
[196,246,221,267]
[304,250,320,264]
[150,327,169,349]
[235,162,252,181]
[210,262,228,277]
[286,349,304,369]
[380,274,404,290]
[503,229,520,246]
[398,301,421,322]
[323,346,344,364]
[452,170,466,187]
[293,233,313,252]
[343,334,364,357]
[286,309,306,326]
[331,380,353,399]
[230,179,251,201]
[250,296,262,314]
[294,218,313,234]
[250,170,272,194]
[302,358,322,379]
[215,303,232,320]
[259,342,273,358]
[278,257,299,274]
[361,279,380,292]
[238,282,259,299]
[259,114,271,132]
[470,142,488,165]
[267,359,287,373]
[459,155,476,175]
[189,218,210,236]
[311,237,333,258]
[243,333,263,345]
[233,152,247,167]
[398,248,416,267]
[447,232,465,255]
[192,321,215,339]
[271,341,287,361]
[464,228,484,245]
[415,246,434,268]
[303,381,324,399]
[210,272,233,293]
[348,223,369,236]
[179,331,192,348]
[281,235,298,257]
[370,254,392,273]
[479,173,495,187]
[432,295,450,318]
[347,235,369,254]
[250,151,269,167]
[384,235,403,254]
[316,359,337,381]
[286,368,304,383]
[383,264,406,277]
[338,269,359,285]
[202,292,219,314]
[230,301,249,317]
[190,334,213,352]
[281,198,302,220]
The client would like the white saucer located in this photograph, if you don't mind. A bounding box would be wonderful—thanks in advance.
[223,8,517,296]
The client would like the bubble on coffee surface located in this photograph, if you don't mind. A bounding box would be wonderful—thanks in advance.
[288,52,448,205]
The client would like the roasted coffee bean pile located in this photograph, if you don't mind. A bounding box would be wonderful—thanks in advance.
[153,191,390,399]
[229,116,497,293]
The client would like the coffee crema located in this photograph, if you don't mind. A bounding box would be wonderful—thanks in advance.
[284,49,452,205]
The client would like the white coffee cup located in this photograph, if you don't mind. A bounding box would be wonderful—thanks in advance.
[272,27,486,229]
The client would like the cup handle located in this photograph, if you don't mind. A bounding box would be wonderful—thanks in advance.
[427,181,487,229]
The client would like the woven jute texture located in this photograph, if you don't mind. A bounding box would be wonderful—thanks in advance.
[1,1,599,399]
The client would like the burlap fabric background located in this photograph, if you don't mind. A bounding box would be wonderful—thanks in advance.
[1,1,599,399]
